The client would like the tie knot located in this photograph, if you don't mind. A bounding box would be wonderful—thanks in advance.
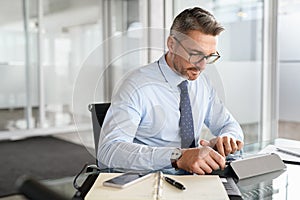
[178,80,188,93]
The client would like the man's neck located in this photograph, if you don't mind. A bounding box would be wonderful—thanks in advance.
[165,52,173,70]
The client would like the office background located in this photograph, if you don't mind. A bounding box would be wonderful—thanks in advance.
[0,0,299,157]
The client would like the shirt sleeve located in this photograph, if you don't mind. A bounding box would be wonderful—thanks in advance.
[203,76,244,141]
[97,78,175,171]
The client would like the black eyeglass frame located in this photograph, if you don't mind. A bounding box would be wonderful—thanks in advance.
[173,36,220,65]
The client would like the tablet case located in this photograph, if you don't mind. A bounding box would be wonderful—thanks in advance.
[229,153,286,180]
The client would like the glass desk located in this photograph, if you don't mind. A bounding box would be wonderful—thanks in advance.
[237,162,298,199]
[23,138,300,200]
[234,138,300,200]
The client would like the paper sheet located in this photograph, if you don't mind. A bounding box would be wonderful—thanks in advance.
[259,144,300,164]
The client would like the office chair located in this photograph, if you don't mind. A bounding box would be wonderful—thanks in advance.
[17,176,69,200]
[88,103,111,165]
[17,171,99,200]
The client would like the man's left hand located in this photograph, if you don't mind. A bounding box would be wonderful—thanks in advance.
[199,136,244,157]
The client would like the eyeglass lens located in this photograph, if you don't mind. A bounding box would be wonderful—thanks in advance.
[189,54,219,64]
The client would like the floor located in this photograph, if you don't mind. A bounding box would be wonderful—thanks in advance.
[278,121,300,140]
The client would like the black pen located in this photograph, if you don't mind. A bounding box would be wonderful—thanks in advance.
[164,176,186,190]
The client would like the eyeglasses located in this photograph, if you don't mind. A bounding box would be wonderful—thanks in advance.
[173,37,220,65]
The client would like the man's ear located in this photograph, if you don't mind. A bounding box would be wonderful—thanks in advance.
[167,36,175,53]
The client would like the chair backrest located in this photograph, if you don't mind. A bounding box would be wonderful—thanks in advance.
[88,103,111,164]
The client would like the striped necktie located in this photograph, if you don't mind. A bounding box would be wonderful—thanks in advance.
[178,80,195,148]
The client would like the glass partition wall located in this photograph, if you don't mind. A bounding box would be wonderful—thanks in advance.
[0,0,34,133]
[41,0,102,130]
[278,0,300,140]
[1,0,288,145]
[0,0,103,139]
[0,0,152,142]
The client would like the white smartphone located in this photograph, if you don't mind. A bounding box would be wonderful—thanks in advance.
[103,172,152,188]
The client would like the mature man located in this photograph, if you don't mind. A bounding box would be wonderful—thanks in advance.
[98,7,244,175]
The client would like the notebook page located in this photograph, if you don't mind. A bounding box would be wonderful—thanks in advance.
[86,173,229,200]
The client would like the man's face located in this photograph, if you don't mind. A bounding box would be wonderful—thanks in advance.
[170,30,218,80]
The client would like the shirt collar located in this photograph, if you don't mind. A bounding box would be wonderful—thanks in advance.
[157,54,187,90]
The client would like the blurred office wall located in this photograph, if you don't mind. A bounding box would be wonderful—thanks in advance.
[278,4,300,122]
[278,1,300,139]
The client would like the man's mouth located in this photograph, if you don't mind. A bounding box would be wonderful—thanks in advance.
[188,67,201,74]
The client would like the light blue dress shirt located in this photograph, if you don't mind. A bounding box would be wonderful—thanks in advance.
[98,54,244,172]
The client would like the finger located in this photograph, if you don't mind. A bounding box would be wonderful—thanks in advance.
[209,150,225,170]
[198,161,213,174]
[205,156,220,171]
[230,138,238,153]
[236,140,244,150]
[215,137,225,157]
[192,167,205,175]
[190,161,206,175]
[200,139,210,146]
[223,137,232,156]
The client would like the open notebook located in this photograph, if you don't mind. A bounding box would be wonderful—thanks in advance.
[85,172,229,200]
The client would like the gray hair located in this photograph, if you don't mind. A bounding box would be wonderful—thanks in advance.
[170,7,224,37]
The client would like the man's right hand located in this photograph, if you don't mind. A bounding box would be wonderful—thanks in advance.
[176,147,225,175]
